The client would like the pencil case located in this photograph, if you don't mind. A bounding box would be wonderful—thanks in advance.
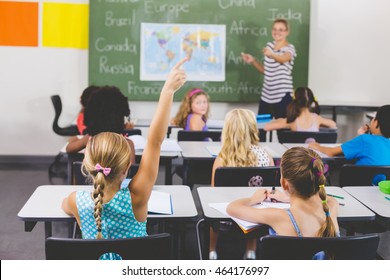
[379,180,390,194]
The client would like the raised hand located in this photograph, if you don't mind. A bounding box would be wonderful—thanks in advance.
[162,57,188,94]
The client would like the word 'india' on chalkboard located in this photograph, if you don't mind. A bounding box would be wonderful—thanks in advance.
[89,0,310,102]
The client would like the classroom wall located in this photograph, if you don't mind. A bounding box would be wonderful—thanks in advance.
[0,0,386,156]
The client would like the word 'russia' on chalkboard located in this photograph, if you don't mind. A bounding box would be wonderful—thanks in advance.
[89,0,310,102]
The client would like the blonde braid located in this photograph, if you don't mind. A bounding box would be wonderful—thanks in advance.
[93,172,105,239]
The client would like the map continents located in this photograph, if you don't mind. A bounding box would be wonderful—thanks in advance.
[140,23,226,81]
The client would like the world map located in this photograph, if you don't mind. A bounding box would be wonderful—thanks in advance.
[140,23,226,81]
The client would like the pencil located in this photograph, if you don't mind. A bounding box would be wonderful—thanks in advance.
[385,196,390,201]
[328,193,344,199]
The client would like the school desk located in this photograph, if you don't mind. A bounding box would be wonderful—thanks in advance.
[180,141,287,160]
[178,142,287,186]
[195,186,375,259]
[343,187,390,219]
[18,185,198,239]
[132,118,177,138]
[282,143,345,160]
[206,119,271,130]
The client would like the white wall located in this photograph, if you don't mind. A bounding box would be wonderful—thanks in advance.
[309,0,390,106]
[1,0,388,156]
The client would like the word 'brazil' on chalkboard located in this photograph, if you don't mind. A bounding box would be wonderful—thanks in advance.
[89,0,310,102]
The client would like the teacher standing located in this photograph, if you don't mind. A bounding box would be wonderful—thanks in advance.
[242,19,296,119]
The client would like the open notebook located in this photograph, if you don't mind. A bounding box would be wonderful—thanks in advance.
[120,179,173,215]
[148,190,173,215]
[210,201,289,233]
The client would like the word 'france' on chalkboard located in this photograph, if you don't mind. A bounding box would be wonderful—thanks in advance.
[89,0,310,102]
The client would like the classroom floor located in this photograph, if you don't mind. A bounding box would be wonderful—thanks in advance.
[1,160,389,260]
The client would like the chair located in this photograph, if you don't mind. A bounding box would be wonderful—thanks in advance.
[214,166,281,187]
[45,233,172,260]
[177,130,222,142]
[339,164,390,187]
[72,161,139,185]
[258,233,379,260]
[176,130,222,187]
[50,95,79,136]
[123,128,142,136]
[276,129,337,143]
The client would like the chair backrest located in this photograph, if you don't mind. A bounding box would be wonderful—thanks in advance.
[177,130,221,142]
[277,129,337,143]
[45,233,172,260]
[214,166,281,187]
[339,164,390,187]
[50,95,79,136]
[72,161,139,185]
[123,128,142,136]
[258,234,379,260]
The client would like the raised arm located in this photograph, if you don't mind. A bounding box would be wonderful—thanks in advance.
[241,52,264,74]
[130,57,188,221]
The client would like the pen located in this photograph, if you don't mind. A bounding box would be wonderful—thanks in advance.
[385,197,390,201]
[327,194,344,200]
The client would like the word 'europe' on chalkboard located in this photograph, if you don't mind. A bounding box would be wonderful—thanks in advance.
[89,0,310,102]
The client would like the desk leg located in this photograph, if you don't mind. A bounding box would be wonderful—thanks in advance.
[44,222,52,239]
[24,221,37,232]
[202,220,210,260]
[165,158,172,185]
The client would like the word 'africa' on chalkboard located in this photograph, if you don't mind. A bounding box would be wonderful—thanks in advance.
[89,0,310,102]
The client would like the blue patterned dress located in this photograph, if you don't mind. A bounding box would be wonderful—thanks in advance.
[76,187,147,260]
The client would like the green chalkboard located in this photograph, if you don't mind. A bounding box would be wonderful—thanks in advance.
[89,0,310,102]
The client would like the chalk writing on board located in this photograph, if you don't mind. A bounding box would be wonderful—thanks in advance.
[140,23,226,81]
[268,8,302,23]
[218,0,256,10]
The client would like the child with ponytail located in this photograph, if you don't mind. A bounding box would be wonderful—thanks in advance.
[227,147,340,242]
[61,58,188,259]
[264,87,336,132]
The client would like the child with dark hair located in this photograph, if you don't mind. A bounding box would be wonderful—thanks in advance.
[309,104,390,165]
[264,87,336,131]
[66,86,135,164]
[227,147,340,240]
[84,86,131,135]
[76,85,100,135]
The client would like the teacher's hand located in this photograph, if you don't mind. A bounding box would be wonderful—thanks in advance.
[241,52,255,64]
